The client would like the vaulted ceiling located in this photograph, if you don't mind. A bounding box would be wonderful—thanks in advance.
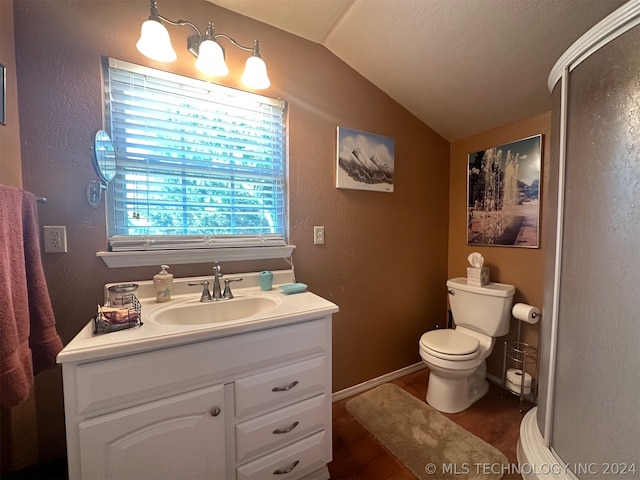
[209,0,627,141]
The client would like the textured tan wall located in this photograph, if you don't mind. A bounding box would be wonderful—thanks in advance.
[1,2,35,474]
[0,0,22,187]
[448,112,552,378]
[9,0,450,467]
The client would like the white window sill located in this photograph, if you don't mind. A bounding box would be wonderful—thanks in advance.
[97,245,296,268]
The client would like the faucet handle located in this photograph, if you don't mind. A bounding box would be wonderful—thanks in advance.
[188,281,212,301]
[222,277,243,299]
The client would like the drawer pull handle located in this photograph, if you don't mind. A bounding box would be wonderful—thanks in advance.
[272,380,299,392]
[273,421,299,435]
[273,460,300,475]
[210,407,221,417]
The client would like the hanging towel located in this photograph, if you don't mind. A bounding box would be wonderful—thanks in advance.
[0,185,63,409]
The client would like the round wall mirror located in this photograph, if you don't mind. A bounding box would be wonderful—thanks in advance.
[93,130,116,183]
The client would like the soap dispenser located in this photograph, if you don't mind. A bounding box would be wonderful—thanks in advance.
[153,265,173,303]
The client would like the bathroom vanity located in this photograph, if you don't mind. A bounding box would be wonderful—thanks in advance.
[57,271,338,480]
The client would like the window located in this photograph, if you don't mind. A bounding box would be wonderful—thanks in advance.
[102,58,288,255]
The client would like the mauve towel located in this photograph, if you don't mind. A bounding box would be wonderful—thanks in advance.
[0,185,63,409]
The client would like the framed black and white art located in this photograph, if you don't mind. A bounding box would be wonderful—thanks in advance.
[336,126,394,193]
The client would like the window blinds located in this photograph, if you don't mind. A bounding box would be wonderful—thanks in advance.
[103,58,287,252]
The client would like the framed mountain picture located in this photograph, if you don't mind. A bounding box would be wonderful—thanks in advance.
[336,126,394,193]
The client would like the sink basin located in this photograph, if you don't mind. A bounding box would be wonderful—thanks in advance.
[152,295,281,326]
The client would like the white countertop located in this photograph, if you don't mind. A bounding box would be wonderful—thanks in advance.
[57,271,339,364]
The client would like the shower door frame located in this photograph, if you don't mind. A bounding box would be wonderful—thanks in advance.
[542,2,640,450]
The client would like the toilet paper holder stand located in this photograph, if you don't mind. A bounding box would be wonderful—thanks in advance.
[500,309,540,412]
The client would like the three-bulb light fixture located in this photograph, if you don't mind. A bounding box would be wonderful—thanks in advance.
[136,0,270,90]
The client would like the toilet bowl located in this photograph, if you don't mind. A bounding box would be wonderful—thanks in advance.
[419,326,493,413]
[419,278,515,413]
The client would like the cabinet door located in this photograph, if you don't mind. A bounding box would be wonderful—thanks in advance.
[79,384,226,480]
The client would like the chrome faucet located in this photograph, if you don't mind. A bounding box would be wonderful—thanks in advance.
[212,262,223,300]
[187,263,242,302]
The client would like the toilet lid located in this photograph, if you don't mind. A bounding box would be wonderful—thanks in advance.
[420,329,480,357]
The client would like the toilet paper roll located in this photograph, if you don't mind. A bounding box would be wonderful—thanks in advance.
[506,368,533,395]
[512,303,540,324]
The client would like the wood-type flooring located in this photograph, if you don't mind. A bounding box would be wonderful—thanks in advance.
[329,367,532,480]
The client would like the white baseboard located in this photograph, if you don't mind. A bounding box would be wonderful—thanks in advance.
[331,367,513,403]
[332,363,426,402]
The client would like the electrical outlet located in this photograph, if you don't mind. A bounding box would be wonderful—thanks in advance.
[314,226,325,245]
[43,226,68,253]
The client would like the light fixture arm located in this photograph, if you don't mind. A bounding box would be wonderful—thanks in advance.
[146,0,203,41]
[154,15,203,40]
[213,34,255,54]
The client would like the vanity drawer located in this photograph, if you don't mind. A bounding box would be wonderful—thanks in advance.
[236,393,327,463]
[236,431,327,480]
[74,318,328,417]
[235,356,326,418]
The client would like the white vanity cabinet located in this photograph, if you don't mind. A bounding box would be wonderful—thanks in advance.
[60,314,334,480]
[78,384,227,479]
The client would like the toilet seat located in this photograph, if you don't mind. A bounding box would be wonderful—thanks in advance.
[420,329,480,361]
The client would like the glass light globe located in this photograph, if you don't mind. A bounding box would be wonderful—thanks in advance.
[241,56,270,90]
[136,19,177,63]
[195,39,229,77]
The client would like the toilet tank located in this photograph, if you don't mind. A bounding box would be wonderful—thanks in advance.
[446,277,515,337]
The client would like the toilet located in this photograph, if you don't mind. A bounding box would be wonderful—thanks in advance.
[419,277,515,413]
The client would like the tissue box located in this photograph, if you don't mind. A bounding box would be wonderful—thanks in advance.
[467,267,489,286]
